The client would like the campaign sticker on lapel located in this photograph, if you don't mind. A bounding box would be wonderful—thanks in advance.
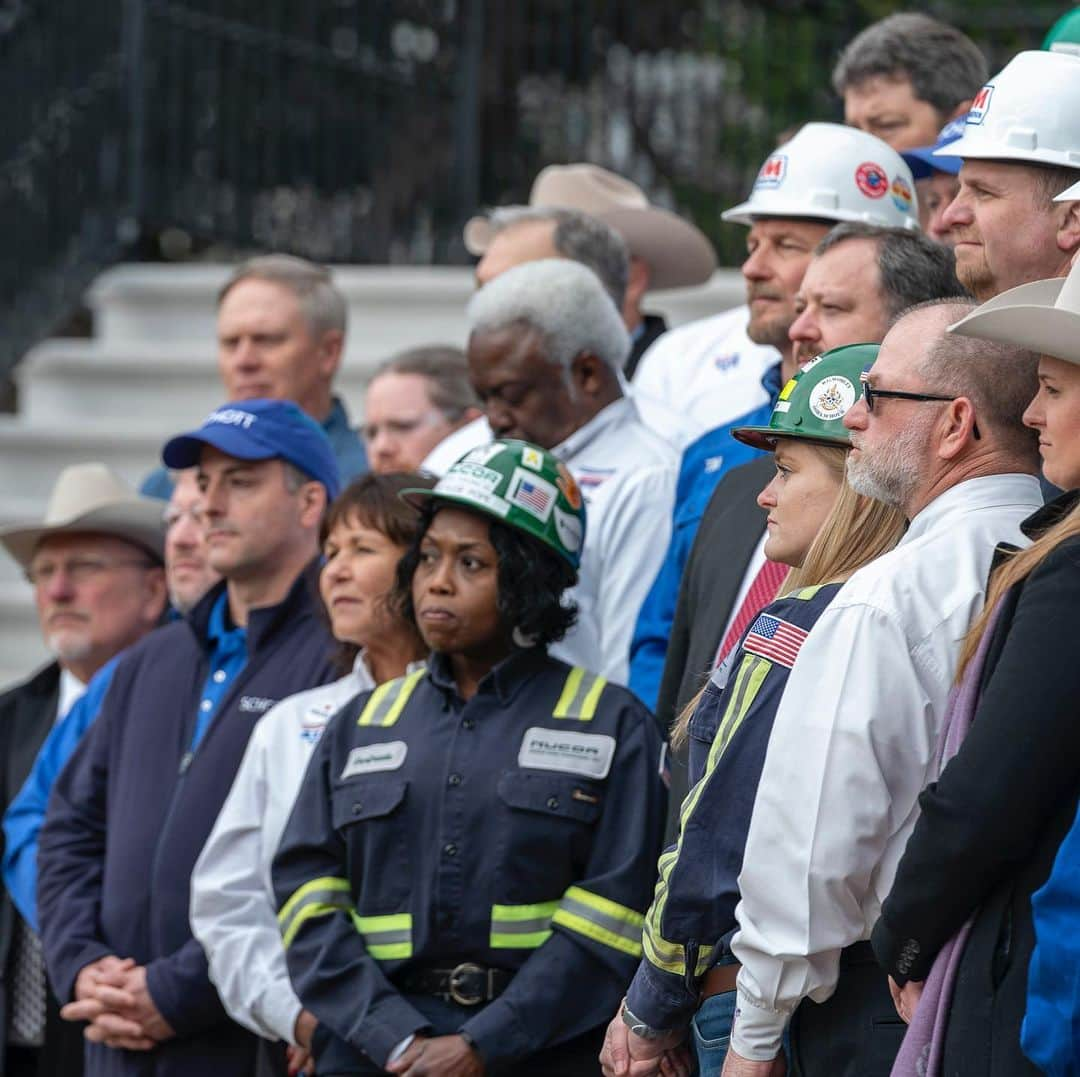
[518,727,616,779]
[341,741,408,779]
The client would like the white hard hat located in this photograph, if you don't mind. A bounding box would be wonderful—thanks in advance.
[722,122,919,230]
[940,50,1080,168]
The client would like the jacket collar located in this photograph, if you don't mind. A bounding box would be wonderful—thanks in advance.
[1021,488,1079,539]
[427,646,551,705]
[184,558,321,656]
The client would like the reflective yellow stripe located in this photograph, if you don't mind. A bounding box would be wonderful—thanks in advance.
[713,655,770,760]
[490,901,558,949]
[793,584,826,600]
[278,876,350,948]
[357,669,424,727]
[351,911,413,960]
[778,376,798,401]
[552,885,644,957]
[552,667,607,721]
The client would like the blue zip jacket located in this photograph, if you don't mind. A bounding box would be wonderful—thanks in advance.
[1022,796,1080,1075]
[272,648,667,1071]
[628,364,782,710]
[2,656,119,931]
[37,567,336,1077]
[625,584,840,1029]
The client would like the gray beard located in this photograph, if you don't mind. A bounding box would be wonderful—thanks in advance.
[846,424,928,510]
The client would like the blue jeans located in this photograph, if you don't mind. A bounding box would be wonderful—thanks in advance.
[692,989,736,1075]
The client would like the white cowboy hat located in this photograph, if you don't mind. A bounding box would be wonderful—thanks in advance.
[463,163,717,290]
[1,462,167,569]
[948,257,1080,364]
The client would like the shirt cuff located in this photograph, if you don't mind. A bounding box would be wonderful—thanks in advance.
[254,987,304,1045]
[386,1034,415,1066]
[730,987,788,1061]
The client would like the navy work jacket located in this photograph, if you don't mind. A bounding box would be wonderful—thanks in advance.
[37,565,336,1077]
[273,648,667,1070]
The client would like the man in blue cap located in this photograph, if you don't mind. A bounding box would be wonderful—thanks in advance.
[35,400,339,1077]
[901,115,965,244]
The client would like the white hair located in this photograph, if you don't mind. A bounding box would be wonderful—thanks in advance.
[466,258,631,371]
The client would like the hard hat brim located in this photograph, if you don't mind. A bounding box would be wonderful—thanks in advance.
[1056,179,1080,202]
[720,200,918,231]
[939,133,1080,169]
[731,426,853,452]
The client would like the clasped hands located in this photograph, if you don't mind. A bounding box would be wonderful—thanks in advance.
[598,1008,693,1077]
[61,956,175,1051]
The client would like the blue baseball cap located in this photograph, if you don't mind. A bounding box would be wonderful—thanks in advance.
[901,115,967,180]
[162,399,342,499]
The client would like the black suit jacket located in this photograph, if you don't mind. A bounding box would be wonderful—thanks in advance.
[0,662,61,1068]
[655,456,773,839]
[625,313,668,380]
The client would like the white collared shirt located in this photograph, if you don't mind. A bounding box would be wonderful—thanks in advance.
[420,416,493,477]
[56,668,86,725]
[191,654,394,1044]
[549,397,677,686]
[631,306,779,446]
[729,473,1044,1060]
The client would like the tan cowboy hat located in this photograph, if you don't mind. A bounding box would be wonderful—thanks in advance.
[463,163,717,290]
[948,257,1080,364]
[1,462,167,569]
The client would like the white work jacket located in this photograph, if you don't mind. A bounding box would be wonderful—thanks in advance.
[189,656,378,1045]
[550,397,677,687]
[632,305,779,443]
[729,474,1044,1060]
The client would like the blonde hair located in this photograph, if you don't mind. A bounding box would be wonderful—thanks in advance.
[671,443,906,748]
[957,500,1080,679]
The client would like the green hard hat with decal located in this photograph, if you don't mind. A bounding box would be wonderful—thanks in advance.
[732,342,878,451]
[1044,9,1080,50]
[400,439,587,574]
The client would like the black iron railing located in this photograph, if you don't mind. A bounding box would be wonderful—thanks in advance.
[0,0,1062,383]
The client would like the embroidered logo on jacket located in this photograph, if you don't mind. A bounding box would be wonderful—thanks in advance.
[239,696,277,713]
[518,727,616,779]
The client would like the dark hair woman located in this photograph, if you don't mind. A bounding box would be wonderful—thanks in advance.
[272,440,667,1077]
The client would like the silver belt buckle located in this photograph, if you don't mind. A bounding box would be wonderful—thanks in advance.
[448,962,485,1006]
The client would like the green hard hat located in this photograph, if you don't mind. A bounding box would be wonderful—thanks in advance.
[401,439,587,574]
[732,342,878,451]
[1044,8,1080,50]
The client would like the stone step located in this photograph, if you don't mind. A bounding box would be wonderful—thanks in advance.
[87,264,744,348]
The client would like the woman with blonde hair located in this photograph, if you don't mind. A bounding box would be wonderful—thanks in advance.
[600,344,905,1077]
[873,266,1080,1075]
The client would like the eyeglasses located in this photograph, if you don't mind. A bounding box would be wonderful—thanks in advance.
[26,557,157,586]
[859,372,980,440]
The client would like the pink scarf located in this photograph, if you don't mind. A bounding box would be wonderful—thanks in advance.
[890,597,1005,1077]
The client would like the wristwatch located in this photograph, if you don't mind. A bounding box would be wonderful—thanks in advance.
[620,1000,669,1041]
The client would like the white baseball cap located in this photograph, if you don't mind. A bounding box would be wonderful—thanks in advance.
[721,122,919,230]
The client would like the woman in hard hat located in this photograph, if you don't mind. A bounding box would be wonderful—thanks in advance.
[871,264,1080,1074]
[190,472,433,1077]
[272,440,666,1077]
[600,345,906,1077]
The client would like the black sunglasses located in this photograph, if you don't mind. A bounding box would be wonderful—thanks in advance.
[859,372,980,440]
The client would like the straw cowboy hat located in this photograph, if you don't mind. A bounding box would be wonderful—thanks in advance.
[464,163,717,290]
[949,256,1080,363]
[0,462,167,570]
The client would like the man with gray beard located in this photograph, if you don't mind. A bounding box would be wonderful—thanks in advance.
[721,300,1043,1077]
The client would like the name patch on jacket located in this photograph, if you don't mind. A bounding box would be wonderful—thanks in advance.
[341,741,407,779]
[518,728,615,779]
[239,696,277,713]
[741,613,808,669]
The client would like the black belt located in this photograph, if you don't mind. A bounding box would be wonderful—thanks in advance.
[397,962,512,1006]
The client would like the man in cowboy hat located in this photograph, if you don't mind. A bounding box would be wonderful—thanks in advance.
[465,162,717,378]
[0,463,167,1077]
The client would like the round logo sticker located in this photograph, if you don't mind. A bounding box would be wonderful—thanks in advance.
[855,162,888,199]
[809,376,857,422]
[890,175,913,213]
[556,463,583,510]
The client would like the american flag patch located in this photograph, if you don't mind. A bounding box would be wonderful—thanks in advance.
[508,468,557,521]
[517,479,551,512]
[742,613,808,668]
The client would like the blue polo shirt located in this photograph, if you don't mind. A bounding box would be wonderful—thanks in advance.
[190,593,248,753]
